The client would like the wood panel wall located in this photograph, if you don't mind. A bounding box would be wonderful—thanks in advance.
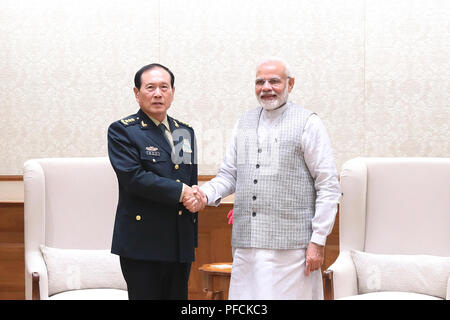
[0,175,339,300]
[0,202,24,299]
[189,203,233,299]
[0,174,25,299]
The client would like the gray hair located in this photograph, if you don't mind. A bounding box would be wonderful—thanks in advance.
[255,56,293,78]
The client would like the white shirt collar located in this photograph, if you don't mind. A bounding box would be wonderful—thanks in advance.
[261,101,289,123]
[148,114,170,131]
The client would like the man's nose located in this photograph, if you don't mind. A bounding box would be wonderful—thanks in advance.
[153,87,162,96]
[262,80,272,91]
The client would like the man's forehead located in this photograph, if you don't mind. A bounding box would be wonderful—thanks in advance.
[256,61,286,78]
[142,67,171,82]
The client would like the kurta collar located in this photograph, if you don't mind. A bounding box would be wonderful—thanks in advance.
[261,101,290,122]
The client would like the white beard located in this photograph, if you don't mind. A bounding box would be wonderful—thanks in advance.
[257,85,289,111]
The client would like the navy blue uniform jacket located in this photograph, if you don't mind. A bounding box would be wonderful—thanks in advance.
[108,109,198,263]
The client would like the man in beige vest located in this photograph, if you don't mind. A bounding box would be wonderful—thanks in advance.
[185,58,340,299]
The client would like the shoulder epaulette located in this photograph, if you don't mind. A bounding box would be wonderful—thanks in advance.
[173,118,191,128]
[119,115,139,127]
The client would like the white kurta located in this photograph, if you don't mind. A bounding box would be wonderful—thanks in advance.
[201,102,341,300]
[229,248,324,300]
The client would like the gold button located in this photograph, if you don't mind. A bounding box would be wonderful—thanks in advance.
[153,159,156,163]
[136,215,141,221]
[174,164,179,170]
[176,179,181,182]
[178,210,182,216]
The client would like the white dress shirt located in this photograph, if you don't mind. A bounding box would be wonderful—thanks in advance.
[201,102,341,246]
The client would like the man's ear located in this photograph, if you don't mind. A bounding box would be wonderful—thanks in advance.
[288,77,295,93]
[133,87,140,103]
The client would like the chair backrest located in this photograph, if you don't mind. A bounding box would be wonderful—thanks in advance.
[24,157,118,251]
[339,157,450,256]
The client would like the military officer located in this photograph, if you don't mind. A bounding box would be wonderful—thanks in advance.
[107,63,199,300]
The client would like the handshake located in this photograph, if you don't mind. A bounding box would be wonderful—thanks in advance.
[182,185,207,213]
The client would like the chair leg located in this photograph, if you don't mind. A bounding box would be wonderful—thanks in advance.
[322,270,334,300]
[32,272,41,300]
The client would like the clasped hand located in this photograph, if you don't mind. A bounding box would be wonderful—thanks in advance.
[182,185,207,213]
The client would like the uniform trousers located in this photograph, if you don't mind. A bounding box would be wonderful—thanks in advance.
[120,256,191,300]
[228,248,323,300]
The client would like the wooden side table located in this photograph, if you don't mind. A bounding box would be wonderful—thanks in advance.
[198,263,232,300]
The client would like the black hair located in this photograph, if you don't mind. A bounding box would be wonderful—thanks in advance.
[134,63,175,89]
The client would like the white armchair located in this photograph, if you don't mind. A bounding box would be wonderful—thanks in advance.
[24,157,128,300]
[324,157,450,300]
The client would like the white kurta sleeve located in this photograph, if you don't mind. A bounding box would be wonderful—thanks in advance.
[201,122,239,206]
[302,114,341,246]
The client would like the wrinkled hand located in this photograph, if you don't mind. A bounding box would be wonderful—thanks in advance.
[227,209,233,224]
[182,185,207,213]
[304,242,324,277]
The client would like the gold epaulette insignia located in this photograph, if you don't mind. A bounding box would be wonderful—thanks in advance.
[141,121,148,127]
[175,119,191,128]
[120,117,136,126]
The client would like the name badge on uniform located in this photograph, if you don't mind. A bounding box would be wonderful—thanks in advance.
[146,146,160,156]
[182,139,192,153]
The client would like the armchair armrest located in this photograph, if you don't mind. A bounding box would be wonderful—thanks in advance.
[25,250,49,300]
[324,251,358,299]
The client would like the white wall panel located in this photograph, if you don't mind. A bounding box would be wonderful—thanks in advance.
[0,0,448,175]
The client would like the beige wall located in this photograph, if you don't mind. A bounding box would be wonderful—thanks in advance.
[1,0,449,176]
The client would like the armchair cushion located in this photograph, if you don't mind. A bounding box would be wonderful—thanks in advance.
[351,250,450,299]
[40,245,126,296]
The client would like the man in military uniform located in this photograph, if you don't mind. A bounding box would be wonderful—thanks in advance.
[107,63,200,300]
